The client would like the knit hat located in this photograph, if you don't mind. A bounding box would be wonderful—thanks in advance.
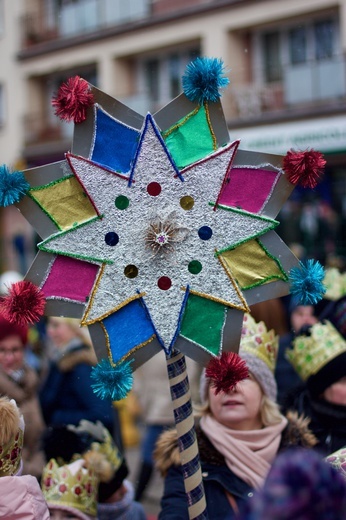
[41,458,98,520]
[200,313,278,402]
[240,448,346,520]
[286,320,346,397]
[0,314,28,345]
[41,420,128,503]
[0,396,25,477]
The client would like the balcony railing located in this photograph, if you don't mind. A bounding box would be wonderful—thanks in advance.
[231,55,346,120]
[21,0,151,48]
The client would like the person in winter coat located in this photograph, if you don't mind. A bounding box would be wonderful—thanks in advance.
[284,319,346,455]
[155,314,316,520]
[0,314,45,477]
[239,447,346,520]
[40,317,115,432]
[0,396,50,520]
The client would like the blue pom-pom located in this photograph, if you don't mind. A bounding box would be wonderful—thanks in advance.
[0,164,30,207]
[289,259,326,305]
[182,57,230,104]
[90,358,133,401]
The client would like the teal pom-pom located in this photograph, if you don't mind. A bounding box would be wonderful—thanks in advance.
[90,358,133,401]
[0,164,30,207]
[289,259,326,305]
[182,57,230,104]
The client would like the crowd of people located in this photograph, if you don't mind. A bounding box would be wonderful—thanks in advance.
[0,265,346,518]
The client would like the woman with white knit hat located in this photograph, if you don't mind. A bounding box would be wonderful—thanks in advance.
[155,314,316,520]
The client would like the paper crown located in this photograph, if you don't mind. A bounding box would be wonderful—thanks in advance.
[0,397,25,477]
[326,447,346,480]
[239,313,278,373]
[41,458,99,518]
[323,268,346,301]
[286,320,346,381]
[69,419,123,474]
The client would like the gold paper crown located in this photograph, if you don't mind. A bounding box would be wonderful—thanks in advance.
[239,313,278,372]
[286,320,346,381]
[89,427,123,472]
[0,428,24,477]
[323,268,346,301]
[41,458,99,517]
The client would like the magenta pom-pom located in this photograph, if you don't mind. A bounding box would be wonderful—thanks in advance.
[0,280,46,326]
[283,149,326,189]
[52,76,94,123]
[205,351,249,395]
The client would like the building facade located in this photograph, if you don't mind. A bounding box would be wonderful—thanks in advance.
[1,0,345,272]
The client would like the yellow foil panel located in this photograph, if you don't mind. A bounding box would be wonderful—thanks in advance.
[30,176,98,230]
[220,240,286,289]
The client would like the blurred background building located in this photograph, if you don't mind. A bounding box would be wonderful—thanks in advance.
[1,0,345,274]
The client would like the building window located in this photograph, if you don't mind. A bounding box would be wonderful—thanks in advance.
[289,27,307,65]
[262,31,282,82]
[314,19,335,60]
[145,59,160,103]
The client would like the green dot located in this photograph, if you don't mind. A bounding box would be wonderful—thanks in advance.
[188,260,202,275]
[115,195,130,210]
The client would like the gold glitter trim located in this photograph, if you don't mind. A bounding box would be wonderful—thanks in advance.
[204,101,217,150]
[100,321,156,366]
[181,286,248,312]
[81,264,146,325]
[82,292,146,325]
[161,106,200,139]
[215,251,250,312]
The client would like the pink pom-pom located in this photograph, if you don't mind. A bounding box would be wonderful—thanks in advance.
[283,149,326,189]
[52,76,94,123]
[0,281,46,326]
[205,351,249,395]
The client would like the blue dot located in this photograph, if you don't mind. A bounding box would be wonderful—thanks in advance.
[105,232,119,246]
[198,226,213,240]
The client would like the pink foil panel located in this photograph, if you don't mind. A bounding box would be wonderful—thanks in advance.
[42,256,99,302]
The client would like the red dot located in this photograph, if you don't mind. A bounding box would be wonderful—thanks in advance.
[147,182,162,196]
[158,276,172,290]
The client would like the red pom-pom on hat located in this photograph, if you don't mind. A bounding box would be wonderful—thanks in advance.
[205,351,249,395]
[52,76,94,124]
[283,149,326,189]
[0,281,46,326]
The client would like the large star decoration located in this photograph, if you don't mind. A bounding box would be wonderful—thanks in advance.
[6,65,322,380]
[38,115,279,353]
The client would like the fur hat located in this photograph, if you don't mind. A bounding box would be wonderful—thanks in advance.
[286,320,346,396]
[0,314,28,345]
[41,420,128,503]
[0,396,25,477]
[240,448,346,519]
[200,313,278,402]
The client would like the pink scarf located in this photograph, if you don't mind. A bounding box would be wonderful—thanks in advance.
[200,414,288,489]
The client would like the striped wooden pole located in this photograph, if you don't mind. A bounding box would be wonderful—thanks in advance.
[166,349,208,520]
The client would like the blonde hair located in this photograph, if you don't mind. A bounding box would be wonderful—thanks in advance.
[194,387,283,428]
[48,317,93,348]
[0,396,20,445]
